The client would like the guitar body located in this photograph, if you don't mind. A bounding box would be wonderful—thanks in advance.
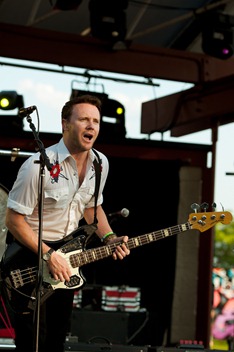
[0,231,88,314]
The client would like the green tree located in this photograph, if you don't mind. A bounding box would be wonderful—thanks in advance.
[214,220,234,269]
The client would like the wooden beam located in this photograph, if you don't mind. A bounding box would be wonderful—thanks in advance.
[141,74,234,136]
[1,22,234,83]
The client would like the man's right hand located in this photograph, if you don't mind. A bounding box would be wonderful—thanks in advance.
[47,251,72,282]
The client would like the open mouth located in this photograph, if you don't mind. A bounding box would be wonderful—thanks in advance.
[84,133,93,141]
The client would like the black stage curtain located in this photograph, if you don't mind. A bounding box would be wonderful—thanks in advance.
[82,157,181,346]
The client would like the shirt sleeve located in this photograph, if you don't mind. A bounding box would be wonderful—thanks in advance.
[7,154,41,215]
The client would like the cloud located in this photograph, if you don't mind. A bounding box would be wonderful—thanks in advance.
[18,79,68,112]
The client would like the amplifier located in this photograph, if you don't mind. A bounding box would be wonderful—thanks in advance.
[70,310,129,344]
[70,310,148,345]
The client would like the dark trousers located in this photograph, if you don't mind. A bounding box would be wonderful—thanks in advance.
[13,289,75,352]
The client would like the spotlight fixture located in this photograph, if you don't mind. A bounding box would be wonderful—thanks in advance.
[99,97,126,143]
[201,11,234,60]
[89,0,128,47]
[0,91,24,111]
[102,98,125,119]
[0,90,25,134]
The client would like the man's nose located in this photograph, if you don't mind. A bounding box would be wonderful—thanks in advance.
[86,120,95,128]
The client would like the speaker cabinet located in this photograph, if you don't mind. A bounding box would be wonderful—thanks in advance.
[70,310,148,345]
[70,310,129,344]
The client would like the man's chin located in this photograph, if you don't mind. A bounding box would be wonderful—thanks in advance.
[81,141,95,150]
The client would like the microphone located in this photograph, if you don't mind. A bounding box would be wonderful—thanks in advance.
[108,208,130,218]
[18,105,36,118]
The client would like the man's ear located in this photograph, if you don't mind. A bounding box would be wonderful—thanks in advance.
[62,119,69,131]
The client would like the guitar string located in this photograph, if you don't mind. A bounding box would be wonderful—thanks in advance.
[68,222,192,267]
[11,222,193,286]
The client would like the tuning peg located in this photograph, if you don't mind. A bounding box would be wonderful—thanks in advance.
[201,202,209,212]
[212,202,216,210]
[191,203,200,213]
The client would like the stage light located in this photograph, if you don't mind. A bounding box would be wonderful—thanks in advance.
[202,32,234,59]
[102,98,125,119]
[0,91,25,135]
[89,0,128,47]
[117,107,124,115]
[0,91,24,111]
[201,12,234,60]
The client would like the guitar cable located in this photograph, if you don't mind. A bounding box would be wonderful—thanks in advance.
[4,278,36,301]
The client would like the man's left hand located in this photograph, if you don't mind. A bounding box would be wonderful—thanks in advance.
[108,235,130,260]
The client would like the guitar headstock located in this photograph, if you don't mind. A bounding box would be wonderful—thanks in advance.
[189,211,233,232]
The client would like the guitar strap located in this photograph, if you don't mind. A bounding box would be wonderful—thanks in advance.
[91,148,102,226]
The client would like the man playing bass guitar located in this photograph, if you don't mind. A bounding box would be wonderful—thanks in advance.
[4,95,130,352]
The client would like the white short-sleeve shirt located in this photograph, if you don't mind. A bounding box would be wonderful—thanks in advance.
[7,138,109,241]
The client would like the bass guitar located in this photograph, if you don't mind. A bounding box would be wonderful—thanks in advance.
[0,210,232,314]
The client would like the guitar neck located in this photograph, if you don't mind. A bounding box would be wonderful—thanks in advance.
[69,221,192,269]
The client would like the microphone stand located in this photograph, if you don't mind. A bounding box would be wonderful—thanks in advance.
[25,113,52,352]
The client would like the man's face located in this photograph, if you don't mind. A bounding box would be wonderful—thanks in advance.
[63,103,101,151]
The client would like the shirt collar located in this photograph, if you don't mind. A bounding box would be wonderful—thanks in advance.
[57,138,70,163]
[57,138,96,164]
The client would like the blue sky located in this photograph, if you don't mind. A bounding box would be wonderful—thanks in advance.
[0,57,234,214]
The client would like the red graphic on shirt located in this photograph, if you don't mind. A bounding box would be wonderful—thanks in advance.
[50,161,61,183]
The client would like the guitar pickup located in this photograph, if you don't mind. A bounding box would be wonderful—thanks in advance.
[65,275,80,288]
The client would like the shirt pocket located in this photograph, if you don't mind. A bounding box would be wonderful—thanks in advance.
[44,188,70,209]
[78,186,95,206]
